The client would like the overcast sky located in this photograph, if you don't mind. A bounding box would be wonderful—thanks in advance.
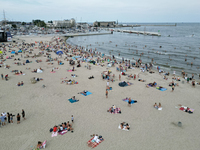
[0,0,200,23]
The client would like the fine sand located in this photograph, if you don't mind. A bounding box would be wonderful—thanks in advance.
[0,35,200,150]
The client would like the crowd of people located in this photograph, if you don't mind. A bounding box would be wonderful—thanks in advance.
[0,109,25,126]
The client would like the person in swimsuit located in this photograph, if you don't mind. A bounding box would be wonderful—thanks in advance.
[22,109,25,120]
[16,113,21,124]
[10,114,13,124]
[7,113,10,123]
[171,85,175,92]
[128,97,131,107]
[37,141,42,148]
[106,90,108,98]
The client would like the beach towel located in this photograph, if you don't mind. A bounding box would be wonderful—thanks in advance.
[179,106,194,113]
[81,91,92,96]
[123,99,136,104]
[108,107,121,114]
[58,130,68,135]
[50,71,56,73]
[147,84,153,87]
[156,87,167,91]
[118,124,130,131]
[87,137,104,148]
[68,99,79,103]
[51,132,58,137]
[67,70,73,72]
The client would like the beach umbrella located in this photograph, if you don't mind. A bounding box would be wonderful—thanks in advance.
[11,51,15,54]
[6,56,9,59]
[0,51,2,54]
[18,50,22,53]
[56,51,63,55]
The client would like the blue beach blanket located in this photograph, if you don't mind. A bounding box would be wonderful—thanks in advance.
[122,99,136,104]
[156,87,167,91]
[68,99,79,103]
[81,91,92,96]
[159,88,167,91]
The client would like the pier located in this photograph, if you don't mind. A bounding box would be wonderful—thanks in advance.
[63,32,112,37]
[107,29,161,36]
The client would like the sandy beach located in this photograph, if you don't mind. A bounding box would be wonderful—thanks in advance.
[0,35,200,150]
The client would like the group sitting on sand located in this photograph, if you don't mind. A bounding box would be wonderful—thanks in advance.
[119,122,130,130]
[51,121,74,134]
[154,103,162,110]
[17,81,24,86]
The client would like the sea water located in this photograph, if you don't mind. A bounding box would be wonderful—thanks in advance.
[67,23,200,79]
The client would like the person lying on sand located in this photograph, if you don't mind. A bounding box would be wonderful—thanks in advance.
[78,90,88,96]
[31,69,37,73]
[163,76,168,80]
[88,76,94,79]
[138,79,146,82]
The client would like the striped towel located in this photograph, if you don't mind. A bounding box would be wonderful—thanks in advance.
[87,137,104,148]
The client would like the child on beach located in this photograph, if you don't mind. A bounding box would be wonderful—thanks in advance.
[71,115,74,123]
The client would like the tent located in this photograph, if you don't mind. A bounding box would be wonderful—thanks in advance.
[0,51,2,54]
[18,50,22,53]
[11,51,15,54]
[26,60,30,63]
[56,51,63,55]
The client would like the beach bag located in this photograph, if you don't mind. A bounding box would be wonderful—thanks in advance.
[49,128,53,132]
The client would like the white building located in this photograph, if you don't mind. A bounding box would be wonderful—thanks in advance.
[51,18,76,28]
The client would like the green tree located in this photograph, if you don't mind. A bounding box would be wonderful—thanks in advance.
[22,22,26,25]
[37,21,46,27]
[12,24,17,28]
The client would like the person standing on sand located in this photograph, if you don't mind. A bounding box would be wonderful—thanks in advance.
[171,85,175,92]
[22,109,25,120]
[5,74,8,81]
[107,80,109,87]
[128,97,132,107]
[106,90,108,98]
[71,115,74,123]
[16,113,21,124]
[1,74,3,80]
[119,74,121,81]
